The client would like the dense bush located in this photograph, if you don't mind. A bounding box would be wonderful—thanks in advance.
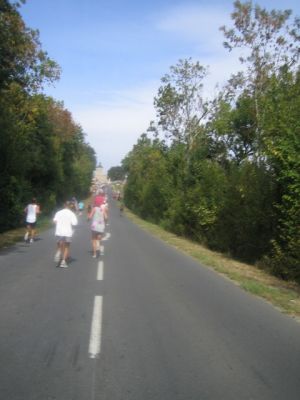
[122,2,300,282]
[0,1,96,231]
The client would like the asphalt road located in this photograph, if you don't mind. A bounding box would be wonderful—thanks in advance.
[0,200,300,400]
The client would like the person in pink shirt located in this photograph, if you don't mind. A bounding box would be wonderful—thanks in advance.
[88,201,108,258]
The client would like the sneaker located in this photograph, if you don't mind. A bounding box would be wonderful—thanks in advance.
[60,260,68,268]
[92,254,97,258]
[24,232,29,242]
[30,238,34,244]
[54,251,61,263]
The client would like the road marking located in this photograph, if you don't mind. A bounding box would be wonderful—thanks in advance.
[97,260,104,280]
[89,296,103,359]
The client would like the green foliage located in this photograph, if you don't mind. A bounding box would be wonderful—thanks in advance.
[0,0,60,92]
[258,69,300,281]
[123,134,171,223]
[213,162,276,261]
[0,3,96,231]
[123,1,300,282]
[107,166,126,181]
[154,58,209,146]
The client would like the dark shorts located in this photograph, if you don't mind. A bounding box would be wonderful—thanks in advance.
[26,222,36,228]
[56,236,72,243]
[91,231,103,239]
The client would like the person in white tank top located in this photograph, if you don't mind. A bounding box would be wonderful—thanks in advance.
[24,198,40,243]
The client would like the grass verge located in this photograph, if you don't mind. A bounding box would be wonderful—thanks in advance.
[0,215,52,249]
[125,209,300,320]
[0,197,93,250]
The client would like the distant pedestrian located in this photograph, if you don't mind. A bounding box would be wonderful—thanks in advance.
[78,201,84,215]
[24,198,40,243]
[87,204,92,220]
[53,201,78,268]
[88,202,107,258]
[70,197,78,213]
[103,199,109,224]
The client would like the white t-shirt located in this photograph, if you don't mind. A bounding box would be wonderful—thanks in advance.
[53,208,78,237]
[26,204,39,223]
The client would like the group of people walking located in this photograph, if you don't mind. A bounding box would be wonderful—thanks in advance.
[24,191,108,268]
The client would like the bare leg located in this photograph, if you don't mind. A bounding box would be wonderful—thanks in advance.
[92,233,101,257]
[25,225,30,241]
[92,237,97,257]
[54,241,61,263]
[63,243,70,261]
[59,240,65,259]
[30,227,36,242]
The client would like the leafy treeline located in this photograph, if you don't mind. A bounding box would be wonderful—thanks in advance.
[107,166,126,181]
[0,0,96,232]
[122,1,300,282]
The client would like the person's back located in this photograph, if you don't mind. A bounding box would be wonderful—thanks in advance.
[54,206,78,237]
[24,198,40,242]
[26,203,39,223]
[53,202,78,268]
[91,206,105,231]
[89,205,105,258]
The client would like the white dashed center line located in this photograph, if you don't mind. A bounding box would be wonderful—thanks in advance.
[89,296,103,359]
[97,260,104,280]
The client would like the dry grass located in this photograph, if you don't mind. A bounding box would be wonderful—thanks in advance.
[0,216,51,249]
[126,209,300,319]
[0,227,25,249]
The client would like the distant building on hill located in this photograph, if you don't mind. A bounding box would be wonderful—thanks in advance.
[94,167,107,183]
[91,167,108,193]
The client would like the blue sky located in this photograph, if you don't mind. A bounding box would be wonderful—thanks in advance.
[20,0,300,171]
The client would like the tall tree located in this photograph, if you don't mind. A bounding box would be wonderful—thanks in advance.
[220,0,300,159]
[258,69,300,280]
[154,58,209,151]
[0,0,60,92]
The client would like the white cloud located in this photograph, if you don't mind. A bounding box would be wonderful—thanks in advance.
[157,4,243,98]
[157,4,231,51]
[203,53,243,99]
[74,84,158,170]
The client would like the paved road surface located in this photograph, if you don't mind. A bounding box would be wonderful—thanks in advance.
[0,200,300,399]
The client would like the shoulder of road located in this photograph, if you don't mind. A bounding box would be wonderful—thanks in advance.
[124,209,300,321]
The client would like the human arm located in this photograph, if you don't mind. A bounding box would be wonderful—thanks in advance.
[71,212,78,227]
[88,207,95,220]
